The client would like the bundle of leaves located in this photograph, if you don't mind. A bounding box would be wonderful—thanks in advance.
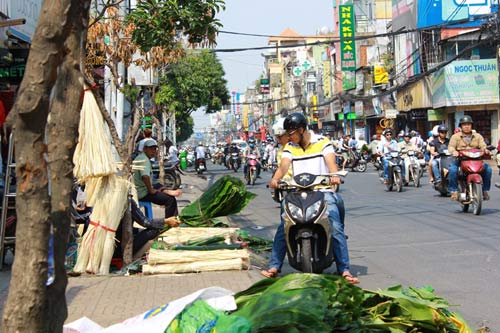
[231,273,364,333]
[179,175,256,227]
[229,274,475,333]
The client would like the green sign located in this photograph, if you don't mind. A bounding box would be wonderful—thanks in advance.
[0,65,25,79]
[337,113,344,120]
[346,112,357,120]
[436,59,499,106]
[342,71,356,91]
[339,5,356,71]
[427,109,446,121]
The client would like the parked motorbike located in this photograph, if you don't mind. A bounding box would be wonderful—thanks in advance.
[456,149,486,215]
[230,152,241,172]
[244,154,258,185]
[152,160,183,190]
[433,147,453,196]
[337,148,367,172]
[195,157,207,174]
[277,171,347,273]
[385,151,404,192]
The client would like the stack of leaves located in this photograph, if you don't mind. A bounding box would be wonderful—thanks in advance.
[231,273,364,333]
[229,274,476,333]
[235,230,272,252]
[351,285,476,333]
[179,175,256,227]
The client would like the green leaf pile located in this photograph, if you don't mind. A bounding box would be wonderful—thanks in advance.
[179,175,256,227]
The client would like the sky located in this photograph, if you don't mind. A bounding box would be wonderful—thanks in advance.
[193,0,335,131]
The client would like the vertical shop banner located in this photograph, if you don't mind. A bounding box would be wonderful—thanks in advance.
[339,4,356,71]
[323,61,332,98]
[242,104,249,130]
[342,71,356,91]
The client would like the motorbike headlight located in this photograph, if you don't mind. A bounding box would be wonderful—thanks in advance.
[287,202,303,220]
[305,200,322,221]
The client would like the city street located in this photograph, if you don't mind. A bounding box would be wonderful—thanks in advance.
[208,161,500,331]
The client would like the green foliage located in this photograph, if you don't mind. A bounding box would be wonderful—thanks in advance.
[121,84,141,103]
[179,175,256,227]
[156,50,230,141]
[126,0,225,53]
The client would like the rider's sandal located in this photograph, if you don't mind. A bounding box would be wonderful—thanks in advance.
[342,272,360,284]
[260,267,279,278]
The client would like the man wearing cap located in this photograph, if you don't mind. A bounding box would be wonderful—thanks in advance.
[447,116,492,201]
[133,139,182,218]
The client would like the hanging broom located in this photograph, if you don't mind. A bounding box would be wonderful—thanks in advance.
[73,89,116,183]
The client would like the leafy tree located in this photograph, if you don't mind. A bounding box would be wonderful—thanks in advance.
[155,50,230,142]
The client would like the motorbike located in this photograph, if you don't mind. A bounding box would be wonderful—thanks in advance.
[213,151,224,165]
[186,151,195,167]
[336,148,367,172]
[404,150,422,187]
[433,147,454,196]
[456,149,486,215]
[277,171,347,273]
[195,157,207,174]
[244,154,259,185]
[384,151,404,192]
[152,160,183,190]
[229,152,241,172]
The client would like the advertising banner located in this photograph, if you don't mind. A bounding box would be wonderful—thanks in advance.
[440,59,499,106]
[342,71,356,91]
[339,4,356,71]
[417,0,498,29]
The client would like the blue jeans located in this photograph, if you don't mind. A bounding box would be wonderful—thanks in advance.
[382,156,389,179]
[431,159,441,182]
[267,191,350,274]
[448,159,492,192]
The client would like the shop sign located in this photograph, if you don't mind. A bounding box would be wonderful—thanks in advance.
[409,109,427,121]
[0,65,25,79]
[346,112,357,120]
[373,64,389,85]
[443,59,499,106]
[385,109,398,119]
[427,109,446,121]
[339,4,356,71]
[342,71,356,91]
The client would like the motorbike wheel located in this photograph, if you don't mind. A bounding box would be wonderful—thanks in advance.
[300,238,314,273]
[163,172,181,190]
[355,162,367,172]
[250,170,256,185]
[411,166,420,188]
[471,183,483,216]
[394,172,403,192]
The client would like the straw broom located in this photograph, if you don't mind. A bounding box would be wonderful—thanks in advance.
[73,89,116,182]
[74,175,129,274]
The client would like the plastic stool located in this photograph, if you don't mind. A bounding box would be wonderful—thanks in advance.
[138,201,153,219]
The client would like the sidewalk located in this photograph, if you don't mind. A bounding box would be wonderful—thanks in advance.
[0,172,265,328]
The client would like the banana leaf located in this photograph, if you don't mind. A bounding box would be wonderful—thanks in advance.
[179,175,256,227]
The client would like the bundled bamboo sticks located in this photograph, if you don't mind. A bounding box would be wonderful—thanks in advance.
[159,227,240,246]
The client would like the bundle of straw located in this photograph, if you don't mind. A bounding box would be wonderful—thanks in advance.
[143,248,250,274]
[159,227,240,246]
[74,175,130,274]
[73,89,116,182]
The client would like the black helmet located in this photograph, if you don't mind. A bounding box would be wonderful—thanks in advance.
[248,138,256,144]
[437,125,448,133]
[284,112,308,131]
[459,116,473,126]
[383,128,393,136]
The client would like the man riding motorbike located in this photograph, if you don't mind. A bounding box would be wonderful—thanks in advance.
[428,125,450,187]
[243,138,262,178]
[448,116,492,201]
[397,132,418,185]
[377,128,400,185]
[264,112,359,284]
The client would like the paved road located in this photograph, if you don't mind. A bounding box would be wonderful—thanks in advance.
[210,161,500,332]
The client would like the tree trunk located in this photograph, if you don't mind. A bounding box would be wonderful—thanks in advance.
[45,1,91,332]
[2,1,82,332]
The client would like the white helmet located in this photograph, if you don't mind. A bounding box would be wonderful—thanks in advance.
[272,118,286,136]
[432,125,440,137]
